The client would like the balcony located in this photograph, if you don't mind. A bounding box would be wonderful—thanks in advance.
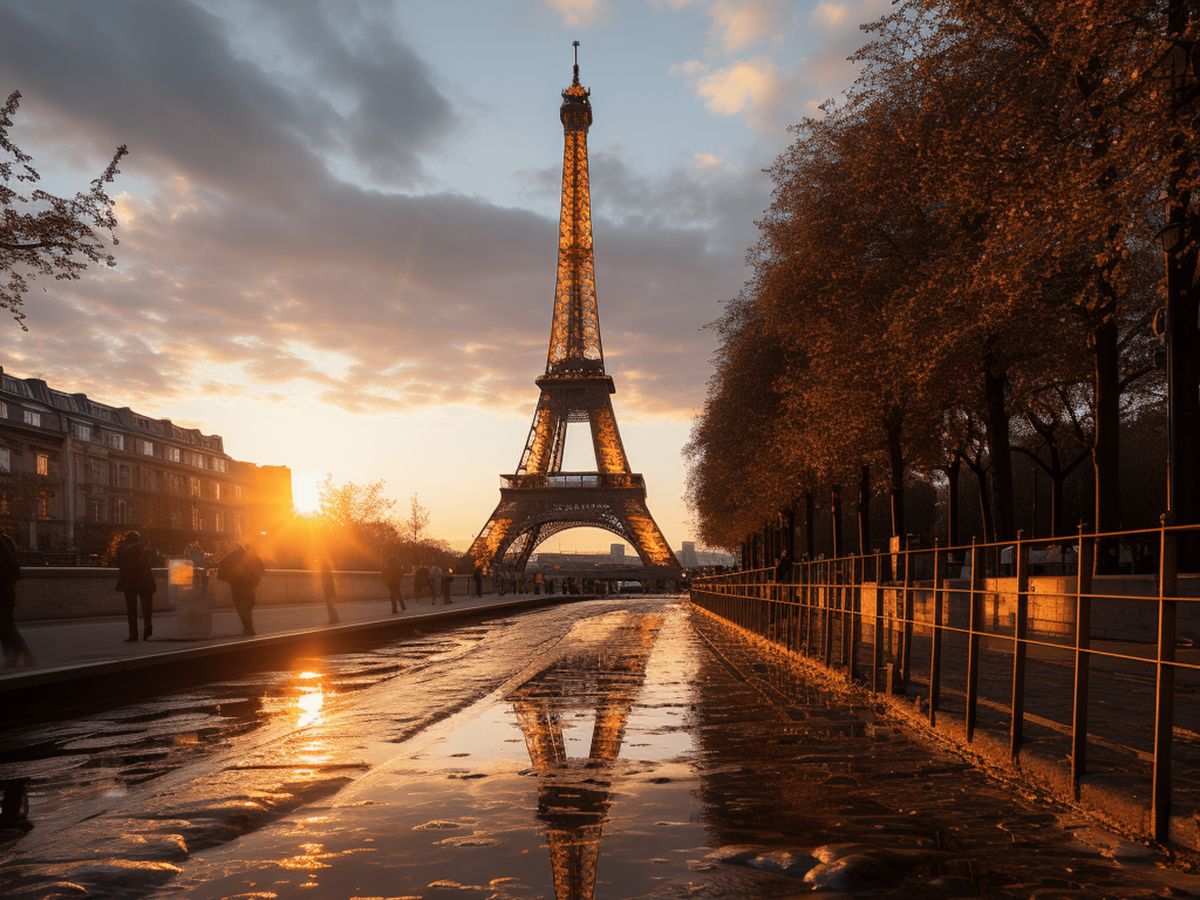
[500,471,644,490]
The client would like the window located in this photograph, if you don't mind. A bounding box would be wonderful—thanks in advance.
[142,468,156,490]
[0,449,9,474]
[0,401,7,418]
[191,507,202,532]
[35,452,48,477]
[233,513,243,537]
[109,433,124,451]
[189,476,201,498]
[91,500,102,523]
[90,461,105,484]
[37,491,49,519]
[234,484,244,501]
[166,446,181,463]
[23,410,41,427]
[73,423,91,441]
[214,511,225,532]
[170,509,181,530]
[170,473,183,494]
[140,440,154,456]
[211,457,228,473]
[213,482,223,501]
[115,498,128,524]
[118,464,131,488]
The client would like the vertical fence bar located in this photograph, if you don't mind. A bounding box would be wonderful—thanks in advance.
[965,540,982,741]
[823,560,834,667]
[806,561,815,655]
[1010,533,1029,761]
[900,543,914,686]
[849,555,861,681]
[872,560,884,693]
[1152,519,1178,844]
[929,542,944,725]
[1071,527,1094,796]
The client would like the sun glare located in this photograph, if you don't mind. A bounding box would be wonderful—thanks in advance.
[292,475,323,515]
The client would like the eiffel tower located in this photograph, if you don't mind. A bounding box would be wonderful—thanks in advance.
[469,44,680,578]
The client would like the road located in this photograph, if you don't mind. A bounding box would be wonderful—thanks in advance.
[1,597,1198,897]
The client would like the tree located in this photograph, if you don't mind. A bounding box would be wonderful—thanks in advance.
[1,91,127,329]
[402,493,431,544]
[317,476,395,527]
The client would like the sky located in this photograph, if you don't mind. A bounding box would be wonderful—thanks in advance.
[0,0,886,552]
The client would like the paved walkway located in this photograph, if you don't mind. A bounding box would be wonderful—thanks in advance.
[2,592,568,679]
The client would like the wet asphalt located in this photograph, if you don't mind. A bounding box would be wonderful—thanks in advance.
[1,597,1199,898]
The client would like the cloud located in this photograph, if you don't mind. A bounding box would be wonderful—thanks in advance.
[708,0,785,54]
[541,0,609,27]
[695,57,782,127]
[0,0,768,423]
[809,1,849,29]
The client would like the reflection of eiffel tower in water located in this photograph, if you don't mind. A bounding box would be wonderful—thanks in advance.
[507,615,662,899]
[469,44,681,578]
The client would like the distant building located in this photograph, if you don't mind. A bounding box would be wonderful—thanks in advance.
[679,541,698,568]
[0,367,293,559]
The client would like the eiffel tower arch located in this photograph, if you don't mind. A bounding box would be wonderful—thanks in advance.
[470,44,680,579]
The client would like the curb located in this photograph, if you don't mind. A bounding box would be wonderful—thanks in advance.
[1,594,584,724]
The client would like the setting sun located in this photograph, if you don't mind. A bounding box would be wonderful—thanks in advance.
[291,474,324,515]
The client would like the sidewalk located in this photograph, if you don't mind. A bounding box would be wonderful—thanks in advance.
[0,592,580,716]
[7,591,543,674]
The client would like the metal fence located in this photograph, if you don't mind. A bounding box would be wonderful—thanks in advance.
[689,523,1200,844]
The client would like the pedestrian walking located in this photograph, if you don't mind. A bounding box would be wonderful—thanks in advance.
[533,570,543,595]
[441,567,453,604]
[115,530,156,642]
[0,529,32,668]
[187,541,208,597]
[773,547,791,584]
[428,564,443,603]
[218,542,265,635]
[319,557,340,624]
[382,552,406,613]
[472,565,483,598]
[414,565,433,602]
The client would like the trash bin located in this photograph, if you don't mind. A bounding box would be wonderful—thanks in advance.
[169,558,212,639]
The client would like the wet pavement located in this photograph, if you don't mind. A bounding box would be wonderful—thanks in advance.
[2,598,1200,897]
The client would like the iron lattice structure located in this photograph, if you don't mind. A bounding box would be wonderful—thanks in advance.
[470,47,679,578]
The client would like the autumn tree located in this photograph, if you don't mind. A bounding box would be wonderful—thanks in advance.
[1,91,127,329]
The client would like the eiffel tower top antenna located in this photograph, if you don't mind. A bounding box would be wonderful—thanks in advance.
[572,40,580,85]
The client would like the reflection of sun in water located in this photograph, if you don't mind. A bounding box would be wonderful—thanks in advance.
[295,671,326,728]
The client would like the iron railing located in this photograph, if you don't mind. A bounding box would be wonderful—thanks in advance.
[690,523,1200,844]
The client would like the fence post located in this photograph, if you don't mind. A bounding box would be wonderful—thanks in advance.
[1071,525,1094,797]
[929,541,944,725]
[900,541,914,686]
[849,555,861,681]
[965,539,982,742]
[872,557,884,692]
[1152,516,1178,844]
[823,559,834,667]
[1010,531,1029,762]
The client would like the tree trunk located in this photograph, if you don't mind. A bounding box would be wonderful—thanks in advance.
[784,505,796,559]
[857,465,871,555]
[1093,316,1121,571]
[887,419,905,540]
[830,484,843,558]
[804,491,815,560]
[974,465,994,544]
[946,456,961,547]
[982,348,1016,540]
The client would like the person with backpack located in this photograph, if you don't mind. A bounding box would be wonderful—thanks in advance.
[218,542,265,636]
[115,530,156,642]
[0,529,32,667]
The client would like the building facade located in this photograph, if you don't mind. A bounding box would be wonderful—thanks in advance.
[0,367,292,560]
